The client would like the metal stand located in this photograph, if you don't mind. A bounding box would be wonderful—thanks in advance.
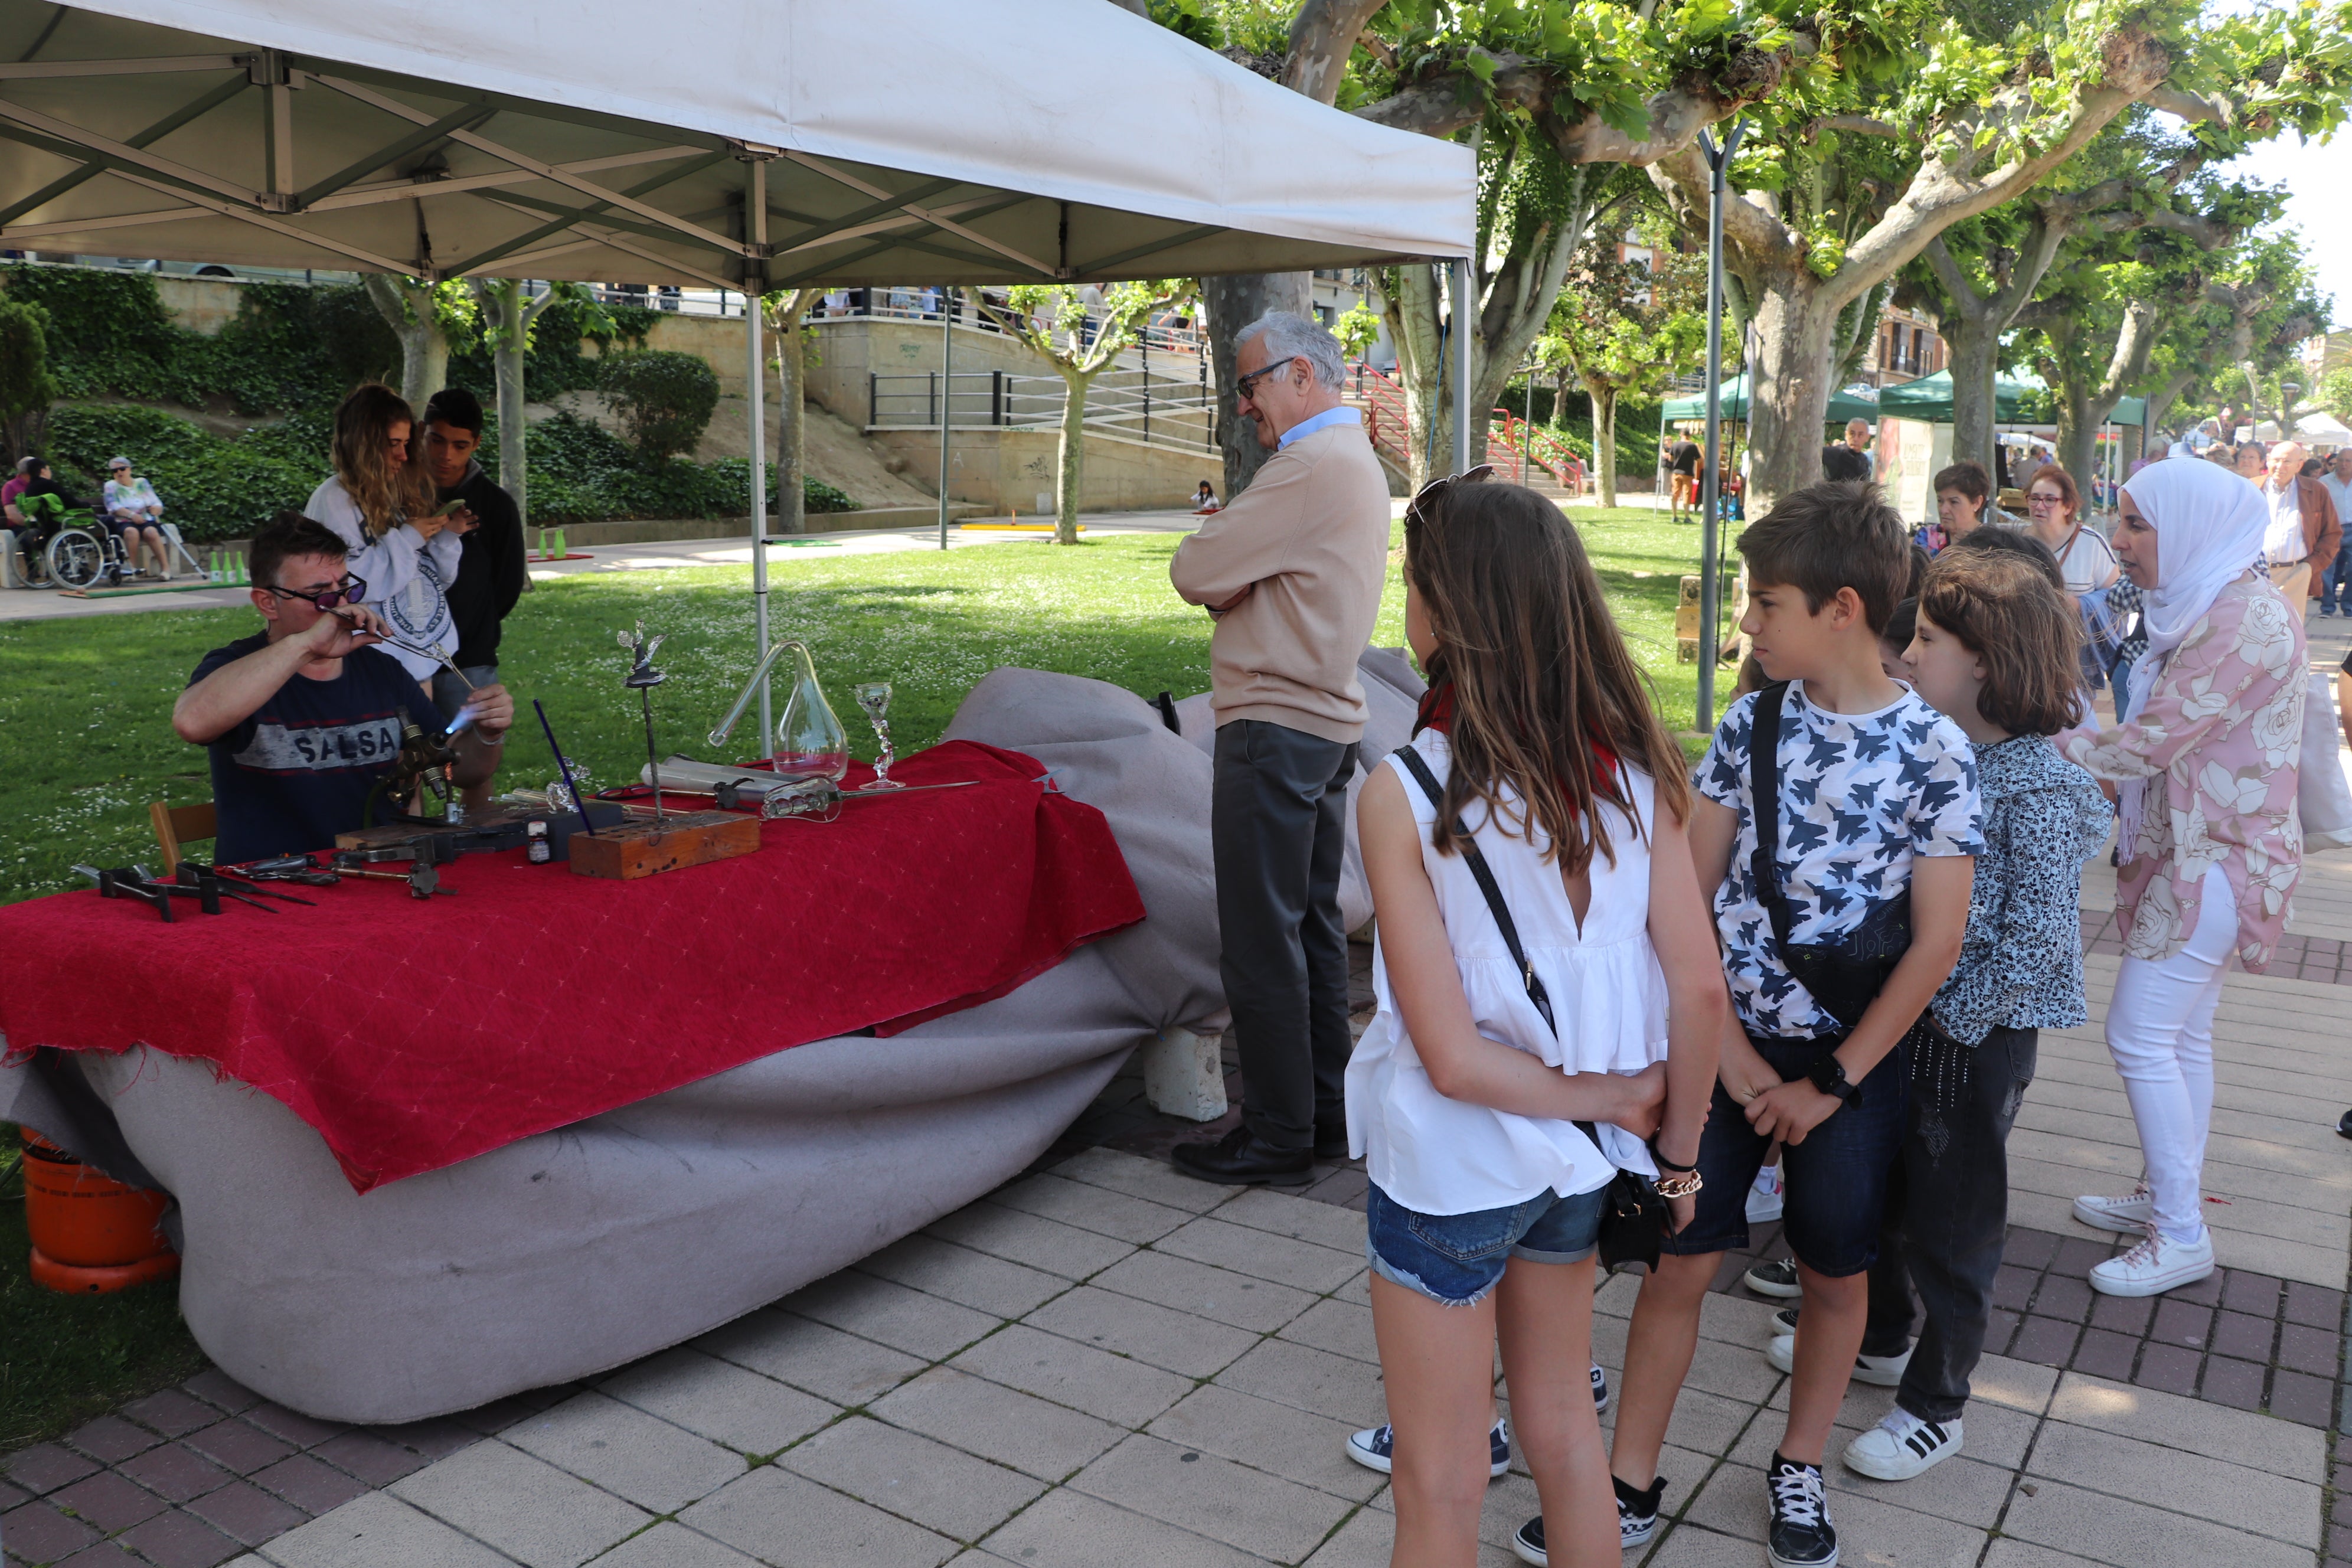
[1696,119,1747,736]
[743,152,775,753]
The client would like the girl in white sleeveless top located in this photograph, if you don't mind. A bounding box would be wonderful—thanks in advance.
[1350,479,1728,1568]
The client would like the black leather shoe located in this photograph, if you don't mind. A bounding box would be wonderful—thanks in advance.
[1314,1128,1350,1161]
[2336,1107,2352,1140]
[1171,1125,1313,1186]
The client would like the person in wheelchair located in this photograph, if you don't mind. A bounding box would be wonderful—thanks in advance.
[104,455,172,581]
[9,457,86,581]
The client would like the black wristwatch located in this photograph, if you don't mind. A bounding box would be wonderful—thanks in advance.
[1806,1054,1858,1108]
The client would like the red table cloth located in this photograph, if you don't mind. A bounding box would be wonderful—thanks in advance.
[0,741,1143,1191]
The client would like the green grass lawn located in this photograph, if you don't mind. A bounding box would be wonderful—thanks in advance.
[0,503,1721,1451]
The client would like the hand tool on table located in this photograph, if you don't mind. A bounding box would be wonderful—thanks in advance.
[208,865,318,905]
[174,861,279,913]
[236,853,342,887]
[73,864,173,922]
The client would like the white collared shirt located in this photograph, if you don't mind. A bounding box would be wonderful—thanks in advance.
[1277,405,1362,450]
[2263,479,2307,566]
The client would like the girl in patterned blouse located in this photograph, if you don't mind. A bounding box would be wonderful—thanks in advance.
[2063,458,2304,1299]
[1824,548,2111,1482]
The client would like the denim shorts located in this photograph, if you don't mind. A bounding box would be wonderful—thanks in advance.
[1365,1181,1608,1306]
[1658,1031,1909,1278]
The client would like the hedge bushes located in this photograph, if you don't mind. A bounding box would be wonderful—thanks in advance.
[40,404,855,541]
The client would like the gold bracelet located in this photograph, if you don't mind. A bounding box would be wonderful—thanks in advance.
[1654,1171,1703,1200]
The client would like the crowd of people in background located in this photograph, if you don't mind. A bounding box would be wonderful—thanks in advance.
[1161,306,2328,1568]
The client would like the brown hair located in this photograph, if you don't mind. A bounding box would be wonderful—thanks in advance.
[2024,462,2079,528]
[1946,522,2064,591]
[1404,481,1691,869]
[331,382,433,540]
[1933,460,1990,505]
[1917,548,2084,736]
[248,510,348,591]
[1734,479,1910,635]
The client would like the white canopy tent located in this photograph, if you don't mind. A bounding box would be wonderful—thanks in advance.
[0,0,1474,729]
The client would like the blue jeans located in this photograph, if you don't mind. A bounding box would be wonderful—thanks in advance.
[1366,1181,1607,1306]
[2320,549,2352,612]
[1659,1031,1910,1277]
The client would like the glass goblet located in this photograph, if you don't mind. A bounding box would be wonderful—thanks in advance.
[854,680,903,790]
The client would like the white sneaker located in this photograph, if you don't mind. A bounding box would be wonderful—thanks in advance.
[1768,1333,1909,1386]
[2072,1187,2155,1234]
[1747,1163,1786,1224]
[2089,1225,2215,1297]
[1843,1409,1962,1480]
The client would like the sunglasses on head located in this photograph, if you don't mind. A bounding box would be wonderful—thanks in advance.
[1405,464,1497,530]
[265,573,366,610]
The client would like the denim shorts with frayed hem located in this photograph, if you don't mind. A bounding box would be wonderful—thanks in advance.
[1656,1030,1908,1278]
[1364,1181,1608,1306]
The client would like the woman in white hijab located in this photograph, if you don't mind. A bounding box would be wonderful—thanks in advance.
[2062,458,2304,1298]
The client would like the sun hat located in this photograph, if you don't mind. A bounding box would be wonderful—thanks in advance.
[107,455,130,469]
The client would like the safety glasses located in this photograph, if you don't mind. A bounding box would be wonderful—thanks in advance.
[266,573,367,610]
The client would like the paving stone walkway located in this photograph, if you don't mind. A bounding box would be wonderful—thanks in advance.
[9,630,2352,1567]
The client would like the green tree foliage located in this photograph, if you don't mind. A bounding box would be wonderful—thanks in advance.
[599,349,721,465]
[1547,213,1706,504]
[0,295,57,463]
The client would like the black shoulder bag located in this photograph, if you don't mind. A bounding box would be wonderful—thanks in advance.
[1391,745,1668,1270]
[1746,681,1911,1030]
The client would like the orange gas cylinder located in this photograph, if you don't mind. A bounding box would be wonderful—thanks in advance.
[20,1132,178,1293]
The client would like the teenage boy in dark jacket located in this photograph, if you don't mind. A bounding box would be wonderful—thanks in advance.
[419,387,527,717]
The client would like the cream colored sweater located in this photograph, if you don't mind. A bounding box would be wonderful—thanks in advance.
[1168,423,1391,744]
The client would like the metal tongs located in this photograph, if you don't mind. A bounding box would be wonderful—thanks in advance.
[757,776,984,821]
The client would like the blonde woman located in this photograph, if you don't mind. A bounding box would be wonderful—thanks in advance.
[303,383,473,684]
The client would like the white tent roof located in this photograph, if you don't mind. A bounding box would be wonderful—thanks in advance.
[0,0,1473,289]
[2297,411,2352,443]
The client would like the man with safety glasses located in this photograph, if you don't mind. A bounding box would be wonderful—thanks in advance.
[172,511,514,864]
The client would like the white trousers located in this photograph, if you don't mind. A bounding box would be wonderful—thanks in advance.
[2103,864,2236,1244]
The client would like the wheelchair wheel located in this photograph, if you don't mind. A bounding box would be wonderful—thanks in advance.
[46,527,109,589]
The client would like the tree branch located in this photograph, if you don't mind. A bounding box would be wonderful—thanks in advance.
[2142,84,2233,126]
[1804,114,1899,139]
[1648,143,1804,275]
[1282,0,1390,106]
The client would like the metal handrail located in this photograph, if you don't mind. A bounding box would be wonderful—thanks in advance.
[866,366,1213,449]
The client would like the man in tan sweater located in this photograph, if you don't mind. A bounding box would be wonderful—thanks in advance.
[1168,311,1392,1185]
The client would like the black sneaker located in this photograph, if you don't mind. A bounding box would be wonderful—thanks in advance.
[1772,1305,1799,1336]
[1345,1417,1508,1478]
[1590,1361,1611,1415]
[1616,1473,1665,1545]
[1766,1453,1838,1567]
[1745,1257,1802,1298]
[1514,1475,1664,1564]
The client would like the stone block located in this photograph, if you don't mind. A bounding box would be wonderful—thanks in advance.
[2002,1478,2312,1568]
[694,1310,927,1407]
[1212,1338,1388,1428]
[783,1416,1044,1540]
[1090,1249,1317,1334]
[504,1391,746,1514]
[1146,1383,1388,1502]
[1069,1432,1355,1562]
[680,1466,958,1567]
[1047,1147,1233,1214]
[1024,1285,1259,1379]
[1154,1216,1364,1294]
[923,1203,1136,1283]
[782,1270,1001,1363]
[986,1172,1193,1244]
[869,1367,1123,1482]
[246,1492,514,1568]
[857,1234,1069,1318]
[972,1484,1264,1568]
[949,1323,1194,1427]
[391,1438,651,1568]
[599,1348,839,1457]
[1141,1027,1228,1122]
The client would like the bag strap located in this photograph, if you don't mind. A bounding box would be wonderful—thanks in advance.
[1746,681,1801,954]
[1390,744,1618,1159]
[1391,744,1554,1035]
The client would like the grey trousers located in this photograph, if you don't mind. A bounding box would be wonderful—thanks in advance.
[1864,1025,2039,1423]
[1211,720,1360,1152]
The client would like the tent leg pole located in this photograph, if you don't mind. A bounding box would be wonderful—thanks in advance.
[940,286,953,550]
[1696,119,1745,737]
[748,287,772,760]
[1452,258,1473,476]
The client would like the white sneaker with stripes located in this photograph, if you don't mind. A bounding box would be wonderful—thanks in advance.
[1842,1409,1962,1480]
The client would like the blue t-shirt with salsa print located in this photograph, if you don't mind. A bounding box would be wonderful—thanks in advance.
[190,633,441,864]
[1697,680,1986,1039]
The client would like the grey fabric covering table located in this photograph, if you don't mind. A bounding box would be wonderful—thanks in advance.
[0,655,1424,1423]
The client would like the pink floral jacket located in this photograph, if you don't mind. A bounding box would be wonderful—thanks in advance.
[2062,573,2304,971]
